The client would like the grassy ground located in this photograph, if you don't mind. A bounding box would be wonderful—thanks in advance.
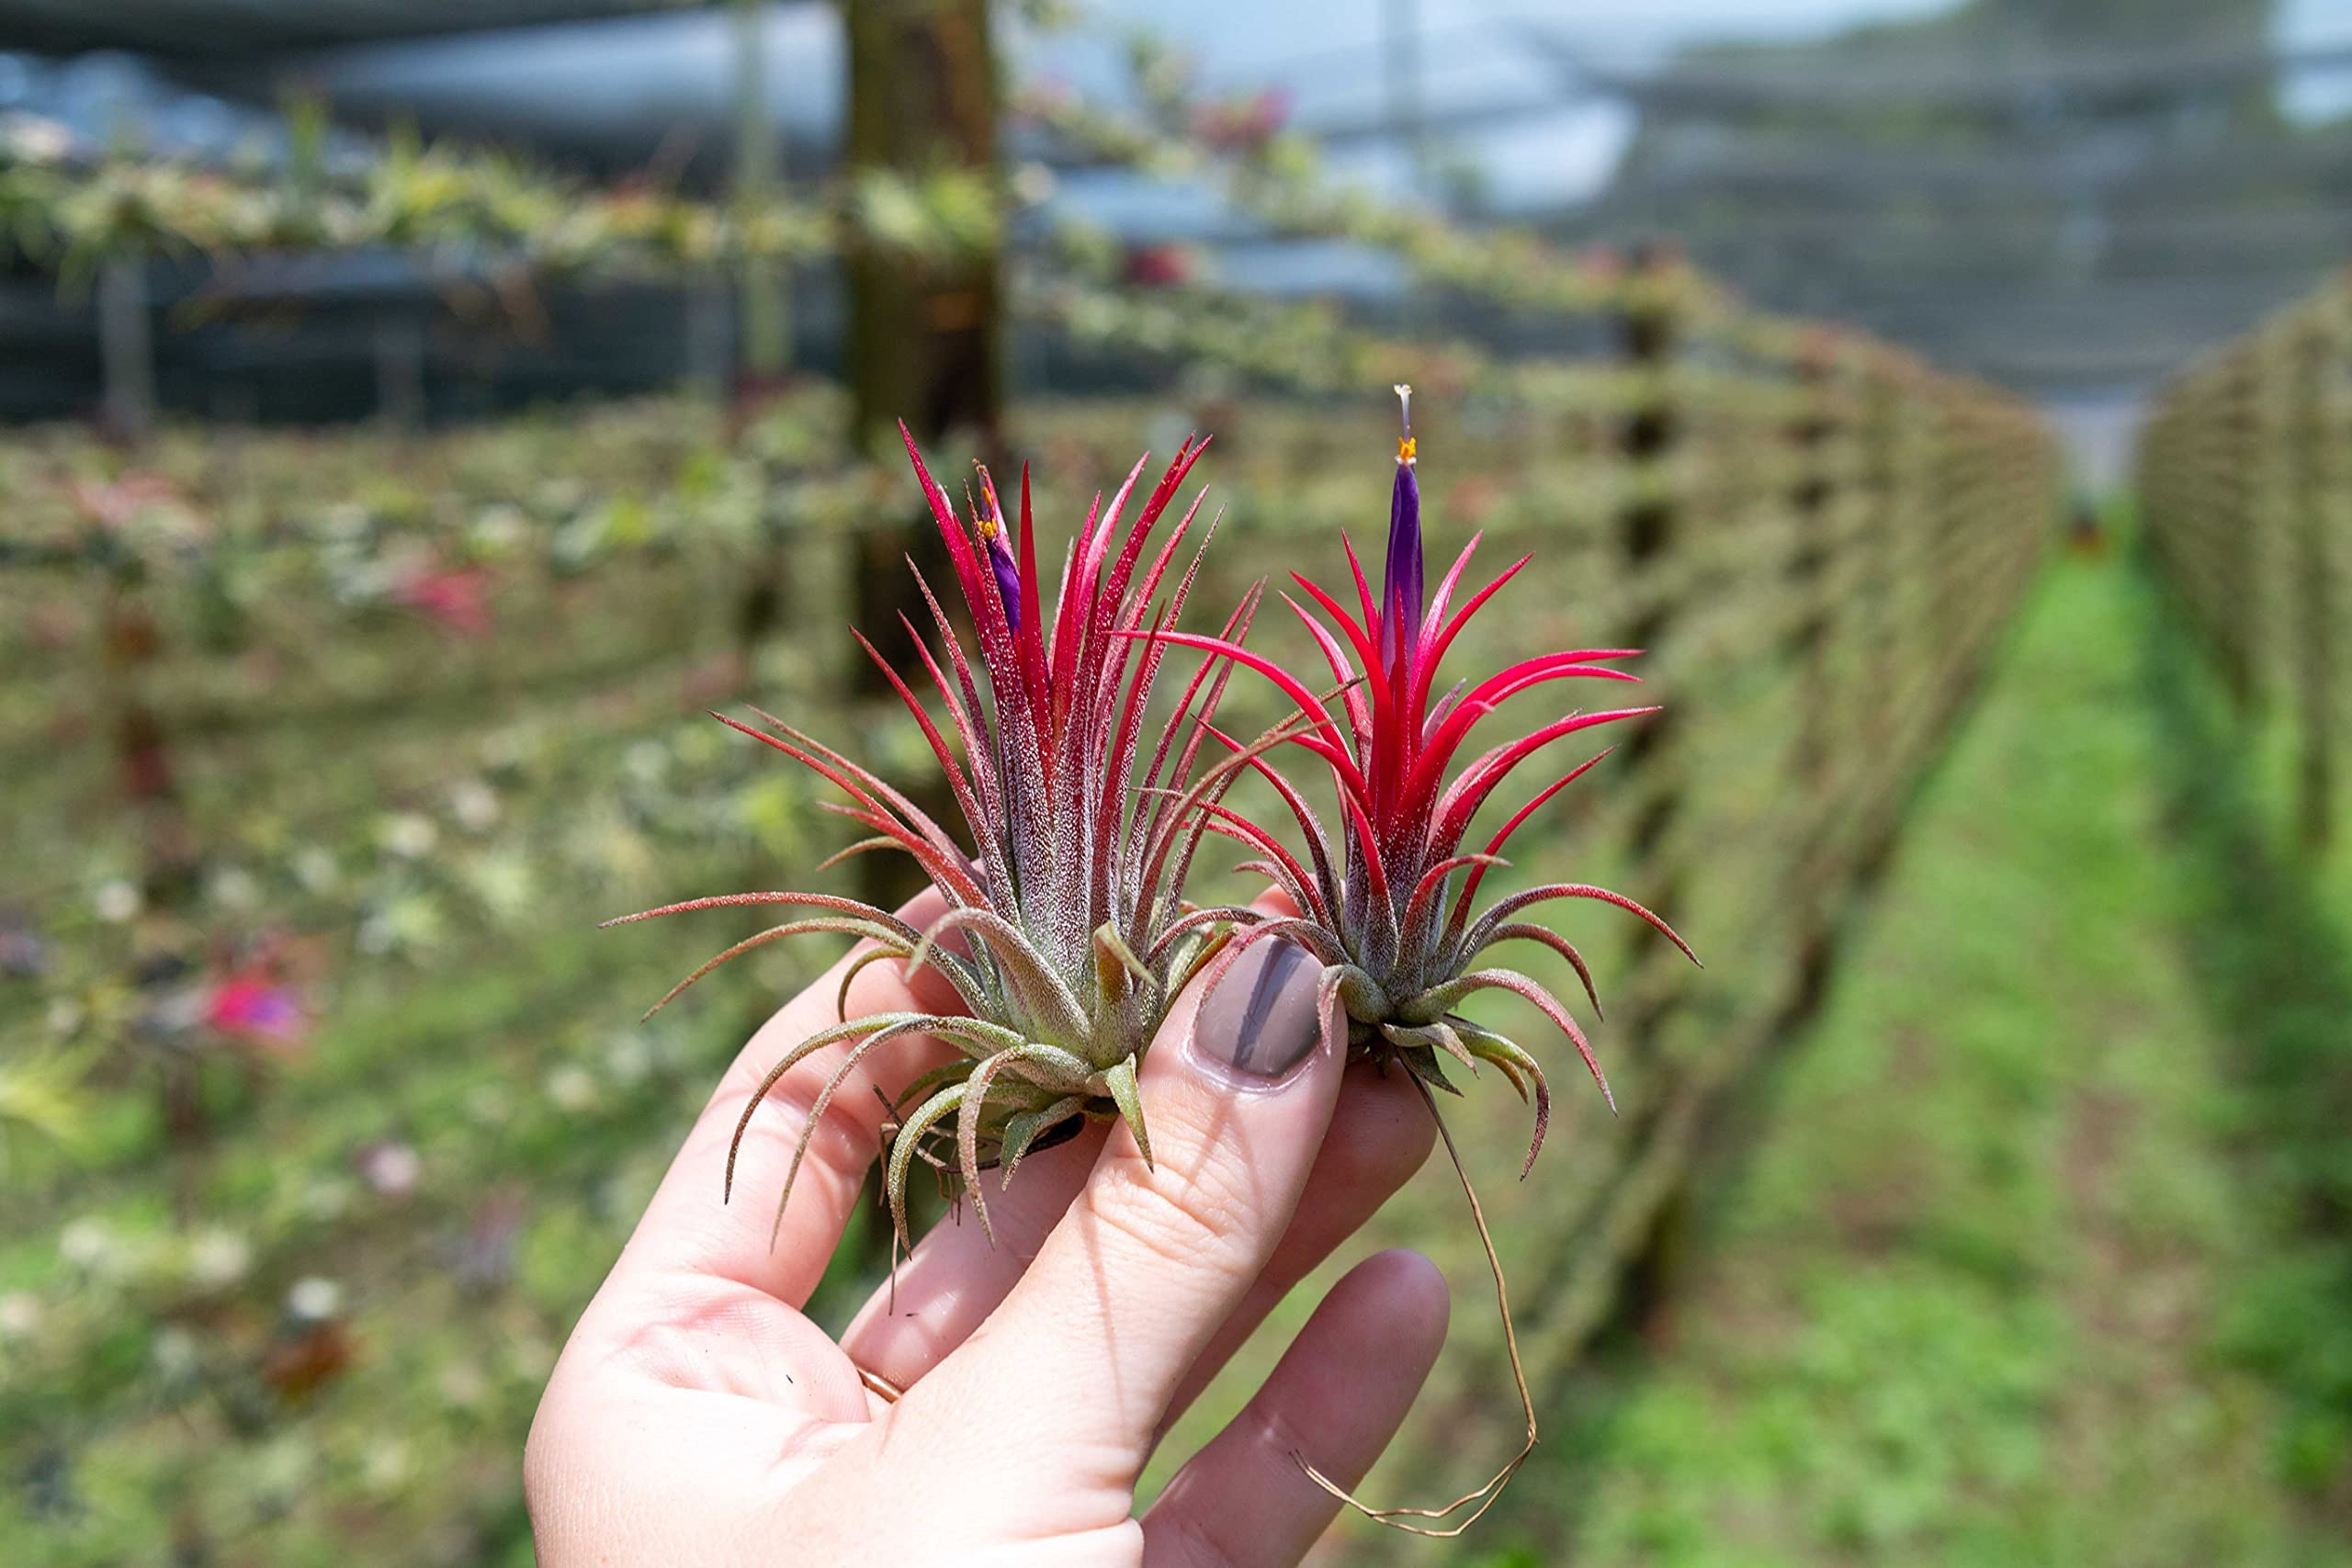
[1464,548,2352,1566]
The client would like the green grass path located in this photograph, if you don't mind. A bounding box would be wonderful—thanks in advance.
[1472,555,2352,1566]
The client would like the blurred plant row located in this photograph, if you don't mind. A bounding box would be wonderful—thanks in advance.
[0,108,977,287]
[0,43,1819,367]
[2138,265,2352,1499]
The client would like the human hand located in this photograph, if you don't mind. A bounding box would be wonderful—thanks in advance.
[526,889,1444,1566]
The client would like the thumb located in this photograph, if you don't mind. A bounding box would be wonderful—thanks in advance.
[892,934,1346,1494]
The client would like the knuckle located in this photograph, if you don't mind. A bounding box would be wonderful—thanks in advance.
[1240,1399,1317,1479]
[1162,1509,1244,1568]
[1084,1138,1265,1277]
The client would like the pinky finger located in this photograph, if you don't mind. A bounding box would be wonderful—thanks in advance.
[1140,1249,1451,1568]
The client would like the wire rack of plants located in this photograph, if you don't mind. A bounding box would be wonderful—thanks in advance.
[2140,266,2352,853]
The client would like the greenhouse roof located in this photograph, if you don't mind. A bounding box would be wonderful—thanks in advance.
[0,0,698,59]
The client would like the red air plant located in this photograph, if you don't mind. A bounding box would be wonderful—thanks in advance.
[393,565,494,639]
[609,430,1273,1247]
[203,970,310,1058]
[1150,387,1699,1176]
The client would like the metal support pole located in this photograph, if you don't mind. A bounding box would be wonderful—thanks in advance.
[1384,0,1428,200]
[734,0,789,382]
[98,256,155,443]
[375,314,426,432]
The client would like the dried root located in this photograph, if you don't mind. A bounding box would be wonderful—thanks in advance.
[1293,1074,1538,1537]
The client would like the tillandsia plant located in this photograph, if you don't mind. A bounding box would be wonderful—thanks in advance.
[607,429,1275,1248]
[1150,387,1701,1533]
[1154,387,1699,1168]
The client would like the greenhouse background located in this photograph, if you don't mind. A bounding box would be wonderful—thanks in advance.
[5,0,2352,1562]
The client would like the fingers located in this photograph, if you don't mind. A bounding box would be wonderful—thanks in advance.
[609,886,967,1307]
[1157,1057,1433,1434]
[837,1059,1432,1401]
[896,934,1347,1486]
[1140,1250,1451,1568]
[834,1118,1110,1391]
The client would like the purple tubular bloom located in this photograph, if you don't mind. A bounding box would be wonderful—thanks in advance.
[976,468,1023,636]
[987,533,1023,636]
[1379,385,1423,682]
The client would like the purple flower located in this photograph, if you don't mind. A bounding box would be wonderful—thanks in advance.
[973,468,1024,637]
[1378,385,1425,684]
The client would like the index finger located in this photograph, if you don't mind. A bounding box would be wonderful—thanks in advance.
[895,931,1350,1479]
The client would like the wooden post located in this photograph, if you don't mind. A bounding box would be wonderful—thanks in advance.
[2293,315,2336,851]
[844,0,1004,457]
[1929,399,1977,721]
[1784,340,1841,964]
[1607,253,1689,1339]
[1860,357,1934,872]
[838,0,1004,1259]
[1615,257,1680,872]
[842,0,1004,910]
[733,0,790,387]
[1856,354,1902,814]
[2222,354,2261,710]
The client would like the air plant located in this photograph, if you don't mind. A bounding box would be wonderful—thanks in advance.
[607,429,1271,1247]
[1150,386,1699,1173]
[1146,387,1701,1534]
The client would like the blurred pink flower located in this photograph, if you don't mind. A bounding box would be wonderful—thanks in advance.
[394,568,493,638]
[1193,87,1290,152]
[1121,242,1197,289]
[1011,78,1077,125]
[66,473,183,531]
[355,1139,422,1199]
[203,971,309,1057]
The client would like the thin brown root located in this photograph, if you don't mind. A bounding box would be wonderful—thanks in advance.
[1293,1074,1537,1537]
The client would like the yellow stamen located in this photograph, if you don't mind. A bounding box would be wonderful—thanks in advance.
[1397,434,1418,464]
[972,464,1004,542]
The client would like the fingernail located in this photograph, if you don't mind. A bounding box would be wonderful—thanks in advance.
[1193,940,1324,1084]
